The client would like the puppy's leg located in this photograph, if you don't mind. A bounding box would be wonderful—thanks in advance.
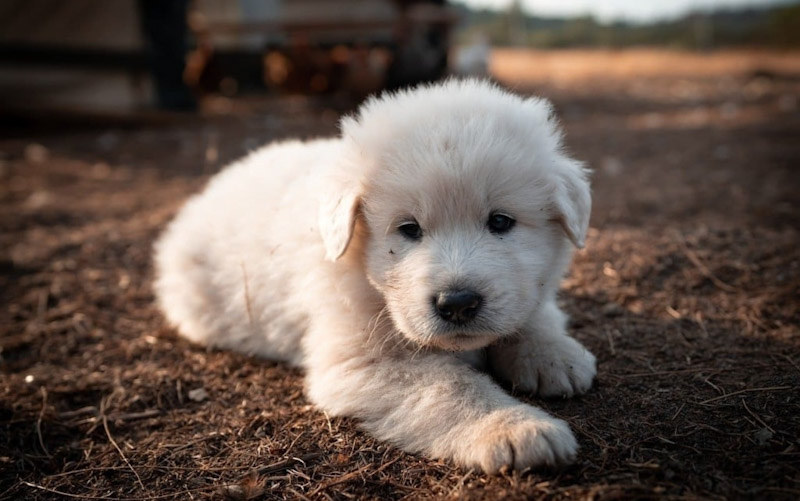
[305,348,577,473]
[488,301,596,398]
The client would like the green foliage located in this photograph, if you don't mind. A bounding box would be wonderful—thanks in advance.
[451,1,800,48]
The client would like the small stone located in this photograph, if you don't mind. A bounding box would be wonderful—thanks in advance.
[188,388,209,402]
[602,156,623,177]
[778,94,797,112]
[754,428,773,445]
[24,143,49,164]
[24,190,51,210]
[602,302,624,318]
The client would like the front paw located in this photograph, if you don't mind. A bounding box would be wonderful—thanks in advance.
[457,406,578,473]
[490,335,596,398]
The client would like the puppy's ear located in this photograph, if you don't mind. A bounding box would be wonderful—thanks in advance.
[319,187,361,262]
[551,159,591,249]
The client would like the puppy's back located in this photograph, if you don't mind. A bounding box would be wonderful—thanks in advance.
[153,138,341,363]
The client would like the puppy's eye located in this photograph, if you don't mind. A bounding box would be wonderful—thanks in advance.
[398,221,423,241]
[488,213,515,234]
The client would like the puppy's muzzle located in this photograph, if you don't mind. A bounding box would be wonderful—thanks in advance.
[434,290,483,324]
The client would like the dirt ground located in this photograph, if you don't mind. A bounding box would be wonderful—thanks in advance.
[1,49,799,500]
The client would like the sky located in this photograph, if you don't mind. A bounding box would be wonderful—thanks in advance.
[457,0,792,23]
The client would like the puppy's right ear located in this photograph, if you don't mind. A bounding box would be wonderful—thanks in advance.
[550,158,591,249]
[319,187,361,262]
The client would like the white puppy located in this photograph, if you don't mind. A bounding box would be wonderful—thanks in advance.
[154,79,596,473]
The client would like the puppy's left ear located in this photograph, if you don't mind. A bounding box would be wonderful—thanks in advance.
[319,187,361,262]
[551,158,592,249]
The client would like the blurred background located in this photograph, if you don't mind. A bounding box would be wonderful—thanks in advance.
[0,0,798,117]
[2,2,800,499]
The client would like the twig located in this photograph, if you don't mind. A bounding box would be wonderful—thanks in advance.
[101,398,148,495]
[21,481,217,500]
[112,410,161,422]
[254,452,321,475]
[741,398,775,434]
[285,487,313,501]
[261,475,291,482]
[46,462,294,479]
[59,406,98,419]
[447,469,475,497]
[283,431,305,458]
[781,354,800,375]
[605,328,616,356]
[697,385,793,405]
[670,403,685,421]
[307,463,373,497]
[323,411,333,434]
[59,407,160,423]
[36,386,51,458]
[384,480,422,493]
[23,482,124,500]
[163,432,221,454]
[288,467,312,481]
[308,456,401,498]
[701,377,724,396]
[620,367,728,377]
[673,230,738,293]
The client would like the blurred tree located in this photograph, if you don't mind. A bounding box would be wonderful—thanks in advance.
[452,1,797,49]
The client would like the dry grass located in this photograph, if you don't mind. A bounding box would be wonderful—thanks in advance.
[491,48,800,85]
[2,49,800,500]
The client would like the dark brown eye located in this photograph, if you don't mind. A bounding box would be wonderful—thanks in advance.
[398,221,423,240]
[488,213,515,234]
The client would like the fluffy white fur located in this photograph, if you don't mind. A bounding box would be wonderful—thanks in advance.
[154,79,596,473]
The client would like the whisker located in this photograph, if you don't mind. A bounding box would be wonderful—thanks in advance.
[365,306,390,346]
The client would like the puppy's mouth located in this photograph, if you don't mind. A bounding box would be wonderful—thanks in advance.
[428,332,500,351]
[389,301,505,351]
[419,309,507,351]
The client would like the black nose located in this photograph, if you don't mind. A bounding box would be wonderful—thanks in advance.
[434,290,483,324]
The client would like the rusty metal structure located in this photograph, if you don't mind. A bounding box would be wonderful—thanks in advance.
[0,0,455,110]
[0,0,454,105]
[191,0,454,94]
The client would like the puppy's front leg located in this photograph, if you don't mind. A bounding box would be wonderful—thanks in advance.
[305,351,577,473]
[488,301,596,398]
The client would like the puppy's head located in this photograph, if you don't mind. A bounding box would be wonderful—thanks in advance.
[320,80,590,351]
